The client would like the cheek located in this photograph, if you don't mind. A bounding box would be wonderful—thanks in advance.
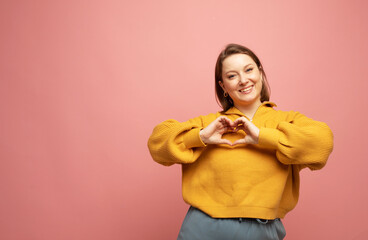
[255,74,263,86]
[228,83,239,91]
[257,80,264,95]
[252,72,262,81]
[257,79,263,90]
[223,81,234,90]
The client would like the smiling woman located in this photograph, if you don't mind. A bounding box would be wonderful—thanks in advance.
[215,44,270,114]
[147,43,334,240]
[219,53,264,117]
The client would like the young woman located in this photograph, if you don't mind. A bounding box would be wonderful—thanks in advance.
[147,43,333,240]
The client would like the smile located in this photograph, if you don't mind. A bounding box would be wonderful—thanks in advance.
[239,86,253,93]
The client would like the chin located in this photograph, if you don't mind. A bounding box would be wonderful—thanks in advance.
[236,97,261,106]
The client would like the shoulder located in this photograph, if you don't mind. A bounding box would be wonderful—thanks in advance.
[260,103,313,125]
[193,111,222,126]
[260,102,295,118]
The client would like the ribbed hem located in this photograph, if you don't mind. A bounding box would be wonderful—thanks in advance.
[194,205,288,220]
[258,128,282,149]
[183,128,206,149]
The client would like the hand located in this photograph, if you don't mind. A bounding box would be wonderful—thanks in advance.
[199,116,235,145]
[232,117,260,145]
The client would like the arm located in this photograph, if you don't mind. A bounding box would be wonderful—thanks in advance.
[147,117,208,166]
[147,114,235,166]
[258,111,334,170]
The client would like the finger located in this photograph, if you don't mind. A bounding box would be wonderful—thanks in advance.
[217,139,233,145]
[219,116,233,127]
[235,125,250,135]
[227,118,239,131]
[218,122,232,133]
[235,117,254,131]
[232,139,246,146]
[219,118,236,132]
[234,117,251,126]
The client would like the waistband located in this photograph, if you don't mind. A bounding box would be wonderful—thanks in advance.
[236,217,278,224]
[191,206,278,225]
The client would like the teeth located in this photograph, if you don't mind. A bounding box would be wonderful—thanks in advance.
[240,86,252,92]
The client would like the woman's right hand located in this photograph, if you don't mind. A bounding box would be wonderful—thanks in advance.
[199,116,234,145]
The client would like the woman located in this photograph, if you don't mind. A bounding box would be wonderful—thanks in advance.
[147,43,333,240]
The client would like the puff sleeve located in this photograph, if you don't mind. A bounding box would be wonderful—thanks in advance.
[258,111,334,170]
[147,117,208,166]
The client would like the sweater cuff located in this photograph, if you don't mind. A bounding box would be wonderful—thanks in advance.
[183,128,206,149]
[258,128,282,149]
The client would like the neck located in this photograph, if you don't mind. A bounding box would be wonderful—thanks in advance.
[234,101,262,120]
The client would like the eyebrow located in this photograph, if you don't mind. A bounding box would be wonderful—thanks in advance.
[224,64,254,75]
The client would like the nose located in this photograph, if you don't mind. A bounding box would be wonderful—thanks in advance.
[239,73,248,84]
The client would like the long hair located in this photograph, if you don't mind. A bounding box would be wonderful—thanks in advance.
[215,43,271,111]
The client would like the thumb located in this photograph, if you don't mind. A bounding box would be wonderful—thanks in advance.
[232,139,247,146]
[217,139,233,146]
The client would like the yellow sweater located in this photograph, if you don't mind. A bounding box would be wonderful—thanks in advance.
[147,102,333,219]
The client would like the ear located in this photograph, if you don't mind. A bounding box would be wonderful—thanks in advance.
[218,81,226,92]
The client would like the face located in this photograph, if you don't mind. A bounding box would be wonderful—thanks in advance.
[219,53,263,109]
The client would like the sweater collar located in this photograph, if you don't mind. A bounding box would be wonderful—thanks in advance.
[223,101,277,117]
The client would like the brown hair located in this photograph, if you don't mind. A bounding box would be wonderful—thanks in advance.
[215,43,270,111]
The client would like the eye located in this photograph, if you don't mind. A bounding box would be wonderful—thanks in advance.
[227,74,236,79]
[246,68,253,73]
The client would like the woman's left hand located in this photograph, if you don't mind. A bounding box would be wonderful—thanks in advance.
[232,117,260,145]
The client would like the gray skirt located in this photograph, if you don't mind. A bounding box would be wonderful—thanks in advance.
[177,207,286,240]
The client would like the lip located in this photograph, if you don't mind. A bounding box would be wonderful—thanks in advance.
[238,85,253,94]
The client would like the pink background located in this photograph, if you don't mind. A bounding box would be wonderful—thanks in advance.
[1,0,367,239]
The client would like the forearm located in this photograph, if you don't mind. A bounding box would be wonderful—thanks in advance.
[147,119,206,166]
[258,119,334,169]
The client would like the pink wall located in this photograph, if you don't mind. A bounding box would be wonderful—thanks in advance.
[1,0,367,239]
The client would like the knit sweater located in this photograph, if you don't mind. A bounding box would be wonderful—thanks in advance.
[147,102,333,219]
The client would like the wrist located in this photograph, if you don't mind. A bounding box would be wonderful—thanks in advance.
[199,130,207,144]
[255,128,260,144]
[183,128,207,148]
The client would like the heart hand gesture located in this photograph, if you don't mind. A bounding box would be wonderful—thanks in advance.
[199,116,260,146]
[199,116,235,145]
[232,117,260,145]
